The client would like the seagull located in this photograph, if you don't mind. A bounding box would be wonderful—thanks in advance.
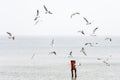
[6,32,12,36]
[102,61,110,66]
[6,32,15,40]
[50,38,54,47]
[85,43,93,47]
[70,12,80,18]
[77,30,85,35]
[31,53,36,59]
[80,47,87,56]
[43,5,52,14]
[83,17,91,25]
[105,37,112,42]
[69,51,73,57]
[34,10,40,21]
[93,27,98,34]
[49,51,56,55]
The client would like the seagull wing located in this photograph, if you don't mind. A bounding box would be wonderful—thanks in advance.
[43,5,48,12]
[70,12,80,18]
[83,17,88,23]
[6,32,12,36]
[12,36,15,40]
[110,38,112,41]
[80,47,84,52]
[48,11,52,14]
[34,20,39,25]
[83,51,87,56]
[93,27,98,34]
[36,10,39,16]
[34,16,38,21]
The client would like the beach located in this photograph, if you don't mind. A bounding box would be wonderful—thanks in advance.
[0,63,120,80]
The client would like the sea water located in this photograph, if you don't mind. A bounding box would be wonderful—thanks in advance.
[0,35,120,80]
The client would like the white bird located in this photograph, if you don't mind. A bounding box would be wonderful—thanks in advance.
[43,5,52,14]
[92,27,98,35]
[69,51,72,57]
[70,12,80,18]
[49,51,56,55]
[83,17,91,25]
[102,61,110,66]
[6,32,15,40]
[85,43,93,47]
[51,38,55,47]
[6,32,12,36]
[80,47,87,56]
[105,37,112,42]
[34,10,40,21]
[77,30,85,35]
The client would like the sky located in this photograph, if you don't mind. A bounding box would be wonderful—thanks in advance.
[0,0,120,36]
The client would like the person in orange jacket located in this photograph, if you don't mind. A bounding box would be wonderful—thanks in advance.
[71,60,77,78]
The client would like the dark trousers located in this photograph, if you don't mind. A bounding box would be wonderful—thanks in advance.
[71,68,77,77]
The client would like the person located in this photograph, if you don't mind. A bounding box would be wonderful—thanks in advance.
[71,60,77,78]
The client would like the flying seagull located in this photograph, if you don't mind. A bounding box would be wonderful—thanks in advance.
[43,5,52,14]
[69,51,73,57]
[70,12,80,18]
[77,30,85,35]
[6,32,12,36]
[85,43,93,47]
[34,9,40,21]
[50,38,55,47]
[105,37,112,42]
[49,51,56,55]
[93,27,98,34]
[102,61,110,66]
[91,27,98,36]
[83,17,91,25]
[6,32,15,40]
[80,47,87,56]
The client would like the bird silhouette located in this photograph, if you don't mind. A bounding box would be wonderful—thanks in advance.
[91,27,98,36]
[77,30,85,35]
[105,37,112,42]
[6,32,15,40]
[83,17,91,25]
[80,47,87,56]
[70,12,80,18]
[43,5,52,14]
[50,38,55,48]
[49,51,56,55]
[6,32,12,36]
[69,51,73,57]
[34,10,40,21]
[85,43,93,47]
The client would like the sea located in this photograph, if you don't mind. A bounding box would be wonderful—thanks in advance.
[0,35,120,80]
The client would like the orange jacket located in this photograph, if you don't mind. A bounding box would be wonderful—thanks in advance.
[71,60,76,69]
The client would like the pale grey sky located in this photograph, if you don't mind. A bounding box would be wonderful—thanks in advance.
[0,0,120,36]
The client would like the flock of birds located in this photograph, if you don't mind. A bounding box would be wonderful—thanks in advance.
[32,5,112,66]
[5,4,112,67]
